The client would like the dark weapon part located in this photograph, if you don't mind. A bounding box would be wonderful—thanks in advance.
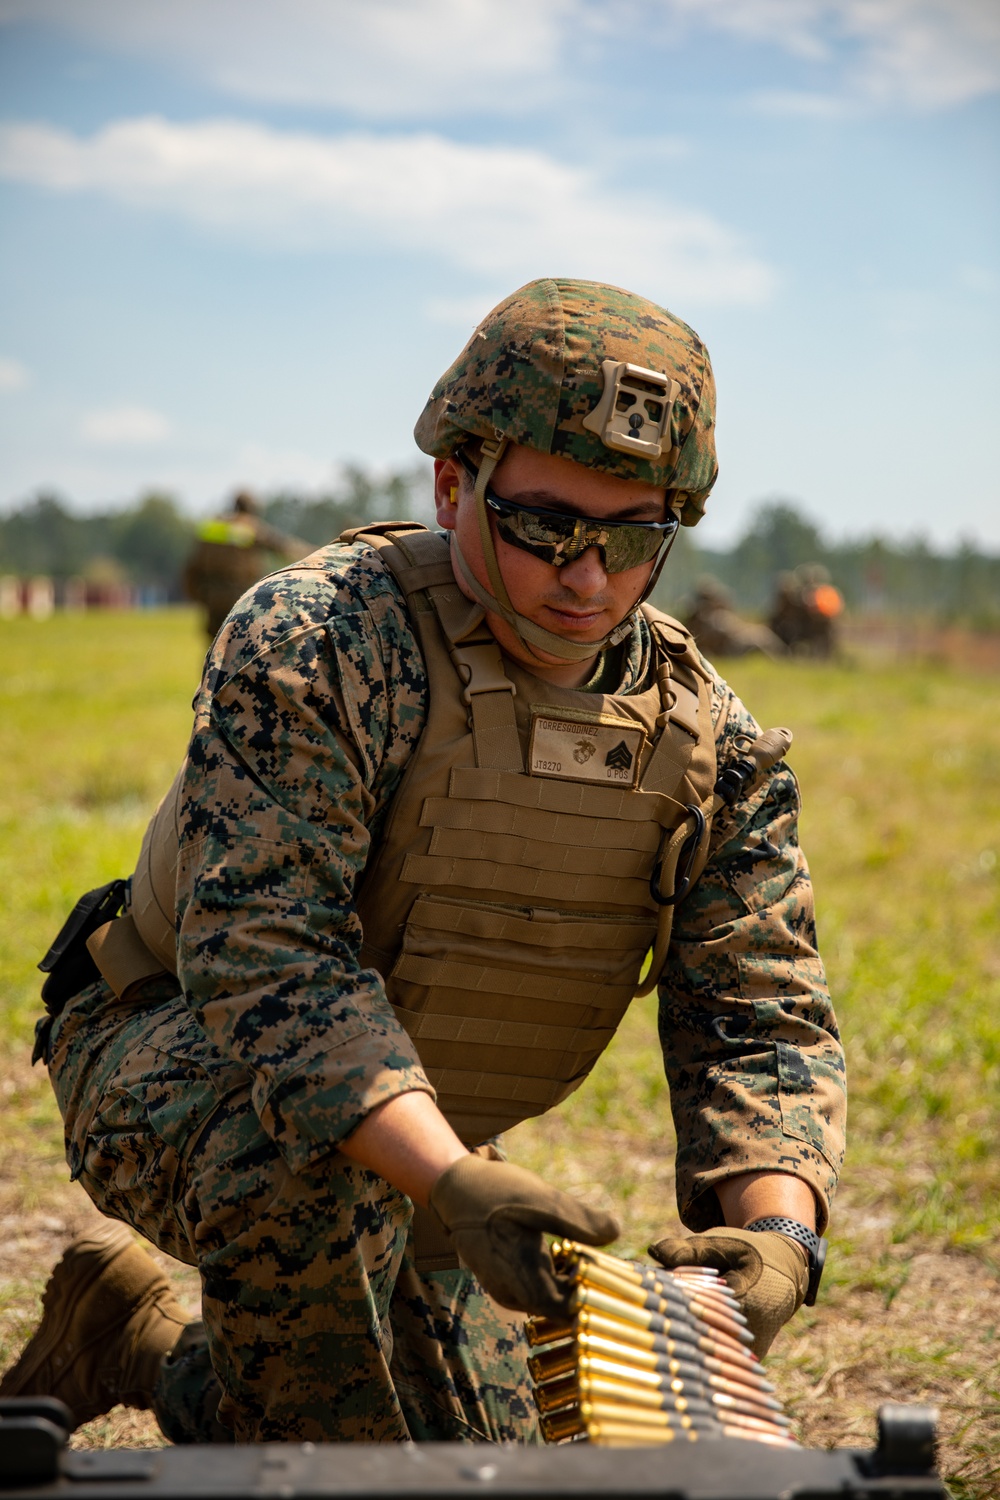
[0,1395,947,1498]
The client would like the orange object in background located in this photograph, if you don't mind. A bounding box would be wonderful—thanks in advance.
[811,584,844,618]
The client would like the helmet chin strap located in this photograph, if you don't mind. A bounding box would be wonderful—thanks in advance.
[449,434,673,664]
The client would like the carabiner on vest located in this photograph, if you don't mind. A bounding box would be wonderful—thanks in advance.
[648,805,706,907]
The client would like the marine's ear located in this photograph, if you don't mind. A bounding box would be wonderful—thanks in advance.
[433,456,463,532]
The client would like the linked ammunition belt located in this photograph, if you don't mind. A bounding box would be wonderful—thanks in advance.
[527,1242,795,1449]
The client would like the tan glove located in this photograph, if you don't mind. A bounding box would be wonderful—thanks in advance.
[429,1155,619,1318]
[648,1228,808,1357]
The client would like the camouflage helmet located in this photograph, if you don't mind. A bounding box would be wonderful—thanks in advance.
[414,278,718,526]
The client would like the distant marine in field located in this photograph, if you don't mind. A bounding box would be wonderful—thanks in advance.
[768,564,844,658]
[682,576,784,658]
[183,491,312,640]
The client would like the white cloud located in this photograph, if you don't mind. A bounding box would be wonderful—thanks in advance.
[0,356,30,390]
[664,0,1000,111]
[748,89,857,119]
[958,265,999,296]
[79,405,172,445]
[841,0,1000,109]
[648,0,836,61]
[0,117,776,305]
[1,0,996,115]
[0,0,572,119]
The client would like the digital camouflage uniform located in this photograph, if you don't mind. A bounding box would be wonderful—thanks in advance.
[46,537,846,1444]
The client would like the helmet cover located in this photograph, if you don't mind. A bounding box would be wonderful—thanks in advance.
[414,278,718,526]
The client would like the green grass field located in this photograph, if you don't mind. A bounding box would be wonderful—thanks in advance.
[1,608,998,1492]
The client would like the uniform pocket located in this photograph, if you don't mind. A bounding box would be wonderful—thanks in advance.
[142,1006,251,1102]
[68,999,252,1262]
[84,1004,246,1170]
[776,1039,845,1175]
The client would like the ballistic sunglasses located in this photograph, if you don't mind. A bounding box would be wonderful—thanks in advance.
[457,453,679,573]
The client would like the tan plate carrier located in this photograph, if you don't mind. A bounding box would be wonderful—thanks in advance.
[87,525,720,1146]
[350,525,718,1142]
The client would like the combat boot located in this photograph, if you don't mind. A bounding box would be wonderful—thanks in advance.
[0,1218,187,1428]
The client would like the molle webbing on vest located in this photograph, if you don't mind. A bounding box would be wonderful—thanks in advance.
[351,525,717,1144]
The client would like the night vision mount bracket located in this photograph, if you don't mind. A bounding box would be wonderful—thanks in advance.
[582,360,680,462]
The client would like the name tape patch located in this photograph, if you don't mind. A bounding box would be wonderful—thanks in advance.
[528,713,645,788]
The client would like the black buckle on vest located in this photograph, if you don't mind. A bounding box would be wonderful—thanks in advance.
[714,753,758,807]
[649,805,706,907]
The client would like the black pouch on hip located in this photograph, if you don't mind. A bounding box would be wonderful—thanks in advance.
[37,879,128,1017]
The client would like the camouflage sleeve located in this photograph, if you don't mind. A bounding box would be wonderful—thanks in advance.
[175,542,435,1175]
[658,668,847,1234]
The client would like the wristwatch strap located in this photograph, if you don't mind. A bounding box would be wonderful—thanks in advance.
[745,1216,828,1306]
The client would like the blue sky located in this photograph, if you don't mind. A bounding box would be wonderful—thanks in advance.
[0,0,997,547]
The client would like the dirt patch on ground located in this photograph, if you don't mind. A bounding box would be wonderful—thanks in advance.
[771,1252,1000,1495]
[2,1049,996,1491]
[840,617,1000,672]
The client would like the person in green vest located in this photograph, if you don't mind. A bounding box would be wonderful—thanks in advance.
[182,490,311,640]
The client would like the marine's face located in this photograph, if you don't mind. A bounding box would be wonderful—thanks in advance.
[434,444,669,686]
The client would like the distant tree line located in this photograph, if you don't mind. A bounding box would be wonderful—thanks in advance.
[682,501,1000,630]
[0,476,997,627]
[262,464,435,547]
[0,467,433,601]
[0,492,195,593]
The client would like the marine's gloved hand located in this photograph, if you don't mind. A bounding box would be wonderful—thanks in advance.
[648,1228,808,1357]
[429,1155,619,1318]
